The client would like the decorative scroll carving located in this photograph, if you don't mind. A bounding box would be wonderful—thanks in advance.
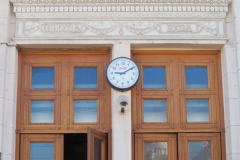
[18,20,221,37]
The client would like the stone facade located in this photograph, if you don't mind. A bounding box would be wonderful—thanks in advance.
[0,0,240,159]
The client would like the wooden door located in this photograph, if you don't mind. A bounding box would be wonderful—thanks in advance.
[88,127,107,160]
[135,134,177,160]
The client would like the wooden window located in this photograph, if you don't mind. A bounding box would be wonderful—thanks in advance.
[132,50,223,132]
[32,67,55,90]
[17,50,110,132]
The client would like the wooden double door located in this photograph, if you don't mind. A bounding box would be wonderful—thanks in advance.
[20,128,108,160]
[135,133,221,160]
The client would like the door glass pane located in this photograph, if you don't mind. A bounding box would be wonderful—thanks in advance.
[31,100,54,123]
[188,141,211,160]
[143,67,166,89]
[32,68,54,90]
[74,100,98,123]
[74,67,97,89]
[185,67,208,89]
[144,100,167,122]
[145,142,168,160]
[94,139,101,160]
[187,100,210,122]
[30,143,54,160]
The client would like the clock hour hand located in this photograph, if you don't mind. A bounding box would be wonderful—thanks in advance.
[114,72,124,75]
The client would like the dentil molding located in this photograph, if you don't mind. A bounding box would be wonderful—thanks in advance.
[10,0,232,4]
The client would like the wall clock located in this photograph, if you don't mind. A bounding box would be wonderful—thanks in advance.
[106,57,140,91]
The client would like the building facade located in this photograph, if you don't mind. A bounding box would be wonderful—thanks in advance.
[0,0,240,159]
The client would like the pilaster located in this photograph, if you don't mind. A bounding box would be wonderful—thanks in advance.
[111,41,132,160]
[221,0,240,159]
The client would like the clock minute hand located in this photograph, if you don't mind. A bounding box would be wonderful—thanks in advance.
[122,66,135,74]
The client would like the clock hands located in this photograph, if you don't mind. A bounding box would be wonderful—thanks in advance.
[123,66,135,74]
[114,72,123,75]
[114,66,135,75]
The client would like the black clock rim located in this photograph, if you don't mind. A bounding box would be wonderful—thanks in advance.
[106,57,140,92]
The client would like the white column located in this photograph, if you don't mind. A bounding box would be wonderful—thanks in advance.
[0,46,18,160]
[222,1,240,159]
[111,41,132,160]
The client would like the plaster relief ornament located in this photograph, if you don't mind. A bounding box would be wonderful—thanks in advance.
[21,20,219,37]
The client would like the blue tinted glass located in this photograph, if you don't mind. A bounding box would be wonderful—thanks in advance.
[188,141,211,160]
[143,67,166,89]
[144,100,167,122]
[32,68,54,90]
[186,67,208,88]
[31,100,54,123]
[187,100,209,122]
[74,100,98,123]
[30,143,54,160]
[74,67,97,89]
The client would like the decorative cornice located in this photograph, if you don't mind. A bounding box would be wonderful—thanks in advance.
[10,0,232,5]
[13,5,228,13]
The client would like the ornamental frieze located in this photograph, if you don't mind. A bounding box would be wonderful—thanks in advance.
[16,20,223,38]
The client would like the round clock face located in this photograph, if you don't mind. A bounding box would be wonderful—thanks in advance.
[106,57,140,91]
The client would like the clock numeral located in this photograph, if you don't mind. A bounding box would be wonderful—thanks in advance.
[111,72,113,75]
[116,63,119,66]
[131,77,133,80]
[132,72,135,75]
[127,81,129,84]
[113,77,115,80]
[121,62,125,65]
[112,67,116,70]
[122,82,124,85]
[117,80,119,83]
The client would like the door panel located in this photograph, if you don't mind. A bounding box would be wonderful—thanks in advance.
[135,134,177,160]
[88,127,107,160]
[20,134,63,160]
[178,133,221,160]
